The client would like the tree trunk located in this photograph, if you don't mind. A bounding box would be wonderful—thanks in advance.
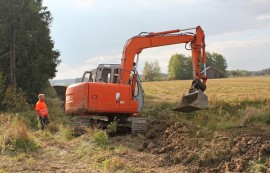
[12,27,16,89]
[9,25,17,102]
[10,38,13,83]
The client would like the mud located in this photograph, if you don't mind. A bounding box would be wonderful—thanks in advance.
[140,121,270,172]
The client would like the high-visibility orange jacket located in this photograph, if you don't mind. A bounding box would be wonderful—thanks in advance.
[35,101,49,116]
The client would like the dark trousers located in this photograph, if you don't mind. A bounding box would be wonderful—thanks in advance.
[39,116,49,130]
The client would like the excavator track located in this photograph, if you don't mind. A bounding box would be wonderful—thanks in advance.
[71,116,147,135]
[71,116,93,135]
[130,117,147,134]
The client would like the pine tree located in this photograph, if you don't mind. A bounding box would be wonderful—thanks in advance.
[0,0,60,105]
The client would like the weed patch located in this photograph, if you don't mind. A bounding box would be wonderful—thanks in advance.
[0,120,38,154]
[59,126,74,141]
[48,122,60,133]
[250,159,269,173]
[106,118,118,134]
[93,130,108,147]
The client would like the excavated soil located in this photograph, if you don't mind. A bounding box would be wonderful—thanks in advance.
[139,120,270,172]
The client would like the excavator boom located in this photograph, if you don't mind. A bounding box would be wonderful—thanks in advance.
[119,26,208,112]
[120,26,207,84]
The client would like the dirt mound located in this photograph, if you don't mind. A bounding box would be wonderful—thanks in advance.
[139,122,270,172]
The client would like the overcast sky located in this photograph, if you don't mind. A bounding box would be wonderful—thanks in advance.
[43,0,270,79]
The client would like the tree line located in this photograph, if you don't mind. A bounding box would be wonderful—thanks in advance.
[142,52,227,81]
[0,0,60,110]
[227,68,270,77]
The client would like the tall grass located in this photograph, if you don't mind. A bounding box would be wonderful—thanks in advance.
[142,98,270,130]
[14,97,71,131]
[0,116,38,154]
[0,85,72,153]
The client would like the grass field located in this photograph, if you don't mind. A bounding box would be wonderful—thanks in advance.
[142,76,270,104]
[0,76,269,172]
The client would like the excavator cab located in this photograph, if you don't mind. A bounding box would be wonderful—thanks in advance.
[173,79,208,113]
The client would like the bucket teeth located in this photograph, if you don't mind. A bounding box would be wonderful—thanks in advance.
[173,90,208,113]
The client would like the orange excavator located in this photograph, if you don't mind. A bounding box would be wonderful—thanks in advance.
[65,26,208,134]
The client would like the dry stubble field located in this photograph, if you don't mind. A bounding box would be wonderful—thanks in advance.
[143,76,270,104]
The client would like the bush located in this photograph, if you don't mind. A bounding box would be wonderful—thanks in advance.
[2,86,29,112]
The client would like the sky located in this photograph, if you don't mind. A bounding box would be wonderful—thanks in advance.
[42,0,270,79]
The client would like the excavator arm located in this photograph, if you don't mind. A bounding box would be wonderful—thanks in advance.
[119,26,208,112]
[119,26,207,86]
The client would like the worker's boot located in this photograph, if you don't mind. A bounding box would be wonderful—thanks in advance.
[41,124,45,130]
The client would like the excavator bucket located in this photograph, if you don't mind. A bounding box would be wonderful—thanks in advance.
[173,90,208,113]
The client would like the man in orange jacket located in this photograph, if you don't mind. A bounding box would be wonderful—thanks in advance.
[35,94,49,130]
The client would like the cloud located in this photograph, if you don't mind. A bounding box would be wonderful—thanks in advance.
[43,0,270,79]
[54,63,84,80]
[208,38,269,53]
[54,33,270,79]
[207,33,270,70]
[54,55,121,79]
[70,0,95,9]
[256,13,270,21]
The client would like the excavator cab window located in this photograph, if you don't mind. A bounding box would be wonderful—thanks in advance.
[129,71,139,97]
[101,68,111,83]
[133,80,139,97]
[113,69,119,83]
[81,71,93,82]
[92,68,97,82]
